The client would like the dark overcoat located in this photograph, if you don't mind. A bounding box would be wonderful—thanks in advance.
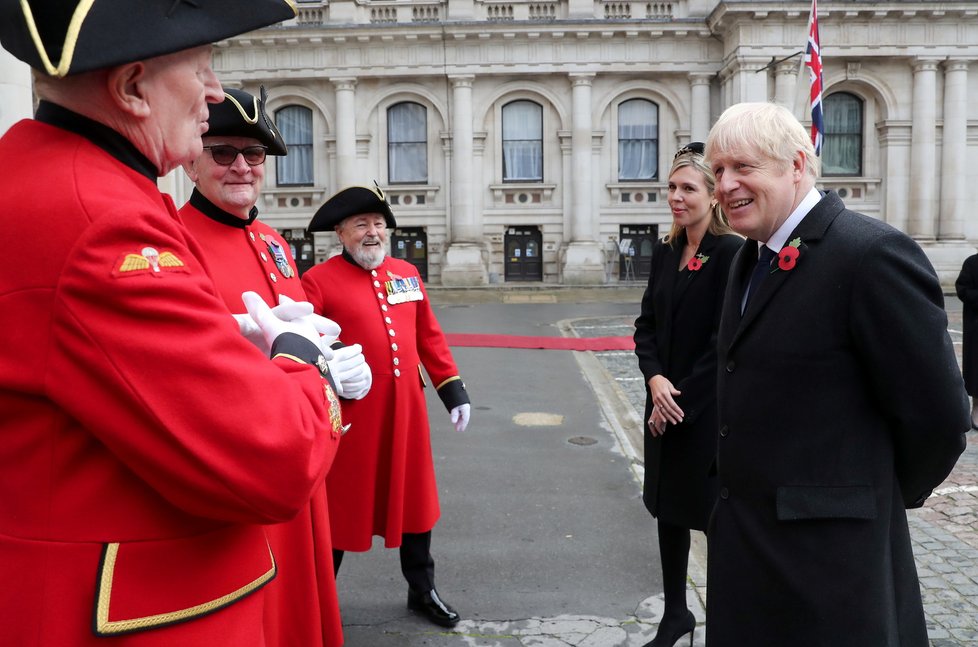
[708,191,968,647]
[954,253,978,395]
[634,231,741,530]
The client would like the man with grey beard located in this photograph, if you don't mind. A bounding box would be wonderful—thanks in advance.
[302,185,471,629]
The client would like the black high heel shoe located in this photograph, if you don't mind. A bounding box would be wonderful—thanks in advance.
[643,609,695,647]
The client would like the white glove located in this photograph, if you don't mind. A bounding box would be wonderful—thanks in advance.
[241,291,332,361]
[450,403,471,433]
[233,312,269,355]
[326,343,372,400]
[276,294,341,352]
[234,296,321,355]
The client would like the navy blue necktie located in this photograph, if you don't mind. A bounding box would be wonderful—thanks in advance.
[743,245,777,312]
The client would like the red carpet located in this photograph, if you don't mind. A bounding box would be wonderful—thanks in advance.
[445,333,635,351]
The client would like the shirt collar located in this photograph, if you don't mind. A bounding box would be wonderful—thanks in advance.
[759,186,822,254]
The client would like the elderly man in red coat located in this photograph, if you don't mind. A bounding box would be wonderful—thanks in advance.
[0,2,346,646]
[302,186,471,628]
[180,87,373,647]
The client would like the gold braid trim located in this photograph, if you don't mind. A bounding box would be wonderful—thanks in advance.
[94,541,276,635]
[20,0,97,77]
[222,92,259,124]
[436,376,462,391]
[271,352,305,365]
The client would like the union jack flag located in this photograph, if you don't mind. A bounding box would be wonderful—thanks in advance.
[805,0,824,155]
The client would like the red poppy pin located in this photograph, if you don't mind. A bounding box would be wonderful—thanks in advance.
[686,253,710,272]
[776,238,802,271]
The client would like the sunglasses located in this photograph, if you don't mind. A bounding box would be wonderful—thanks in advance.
[203,144,267,166]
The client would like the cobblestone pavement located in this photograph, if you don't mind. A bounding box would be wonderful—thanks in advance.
[566,300,978,646]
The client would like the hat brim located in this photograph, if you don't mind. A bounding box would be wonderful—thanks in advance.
[0,0,296,77]
[308,186,396,233]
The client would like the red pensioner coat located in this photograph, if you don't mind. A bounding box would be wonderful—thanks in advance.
[179,191,344,647]
[0,112,339,647]
[302,255,468,551]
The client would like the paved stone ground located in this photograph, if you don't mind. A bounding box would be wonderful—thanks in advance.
[568,299,978,646]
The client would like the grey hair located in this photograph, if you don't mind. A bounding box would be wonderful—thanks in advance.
[705,102,820,179]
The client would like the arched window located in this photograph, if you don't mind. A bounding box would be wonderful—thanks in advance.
[618,99,658,181]
[502,100,543,182]
[387,102,428,184]
[822,93,862,176]
[275,105,313,186]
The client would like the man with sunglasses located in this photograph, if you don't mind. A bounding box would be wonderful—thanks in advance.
[180,87,373,647]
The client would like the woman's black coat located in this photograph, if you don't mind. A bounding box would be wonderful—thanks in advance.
[633,230,741,530]
[955,252,978,395]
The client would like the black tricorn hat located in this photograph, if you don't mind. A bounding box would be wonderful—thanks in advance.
[308,185,396,233]
[206,86,287,155]
[0,0,296,77]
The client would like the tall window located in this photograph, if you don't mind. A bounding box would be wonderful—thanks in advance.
[502,100,543,182]
[618,99,658,181]
[387,102,428,184]
[275,105,313,186]
[822,93,862,176]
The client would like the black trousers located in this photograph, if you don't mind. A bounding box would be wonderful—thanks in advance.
[332,531,436,592]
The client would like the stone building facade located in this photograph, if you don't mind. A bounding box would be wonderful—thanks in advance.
[4,1,976,286]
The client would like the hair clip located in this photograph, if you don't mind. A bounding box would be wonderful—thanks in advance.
[673,142,705,160]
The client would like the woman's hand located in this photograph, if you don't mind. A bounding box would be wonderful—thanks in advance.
[648,407,668,437]
[648,375,684,434]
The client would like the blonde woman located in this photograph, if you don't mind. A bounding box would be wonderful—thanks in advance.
[633,142,740,647]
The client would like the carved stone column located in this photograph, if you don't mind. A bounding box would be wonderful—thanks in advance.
[689,74,712,142]
[562,73,604,285]
[441,75,487,286]
[939,59,969,241]
[910,57,971,290]
[331,77,357,189]
[774,60,799,109]
[908,58,939,241]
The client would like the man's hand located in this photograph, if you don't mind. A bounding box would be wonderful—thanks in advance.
[327,343,372,400]
[233,312,270,355]
[241,291,331,359]
[275,294,341,351]
[450,403,471,433]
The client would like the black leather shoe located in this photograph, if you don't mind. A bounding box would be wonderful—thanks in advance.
[407,588,460,628]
